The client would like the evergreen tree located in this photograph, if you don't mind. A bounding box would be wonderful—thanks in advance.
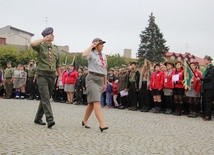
[137,13,169,65]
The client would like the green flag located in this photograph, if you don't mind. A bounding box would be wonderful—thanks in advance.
[184,61,194,90]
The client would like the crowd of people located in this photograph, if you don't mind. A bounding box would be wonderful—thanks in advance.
[0,27,213,127]
[0,55,213,121]
[0,60,87,103]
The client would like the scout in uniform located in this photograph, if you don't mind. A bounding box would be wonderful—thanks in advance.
[198,56,214,121]
[82,38,108,132]
[4,61,14,99]
[13,65,21,99]
[117,65,129,109]
[149,64,164,113]
[31,27,60,128]
[186,62,202,118]
[173,61,185,116]
[163,62,175,114]
[139,59,152,112]
[18,65,27,99]
[27,60,37,100]
[128,62,140,111]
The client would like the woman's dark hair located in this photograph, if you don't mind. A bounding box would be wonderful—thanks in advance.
[78,68,83,72]
[154,64,160,69]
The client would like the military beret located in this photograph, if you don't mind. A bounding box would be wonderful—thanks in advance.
[204,55,213,61]
[41,27,54,37]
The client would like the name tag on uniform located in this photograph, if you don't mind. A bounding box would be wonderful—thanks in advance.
[165,79,167,83]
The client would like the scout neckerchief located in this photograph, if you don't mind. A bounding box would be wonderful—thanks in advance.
[48,46,53,69]
[99,53,105,68]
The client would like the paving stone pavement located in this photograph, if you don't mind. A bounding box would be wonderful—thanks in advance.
[0,99,214,155]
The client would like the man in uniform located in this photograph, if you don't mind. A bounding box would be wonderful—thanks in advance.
[199,55,214,121]
[27,60,37,100]
[128,62,140,111]
[4,61,14,99]
[31,27,60,128]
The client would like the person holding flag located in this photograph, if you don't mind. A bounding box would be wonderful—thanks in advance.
[197,55,214,121]
[184,61,202,118]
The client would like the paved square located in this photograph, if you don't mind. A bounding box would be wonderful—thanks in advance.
[0,99,214,155]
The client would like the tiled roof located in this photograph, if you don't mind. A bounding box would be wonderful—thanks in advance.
[165,52,204,65]
[194,56,205,66]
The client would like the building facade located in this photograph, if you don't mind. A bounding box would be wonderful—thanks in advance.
[0,25,34,46]
[123,49,132,58]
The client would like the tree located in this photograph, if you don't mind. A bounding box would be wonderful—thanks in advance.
[0,45,36,68]
[107,54,127,70]
[137,13,169,65]
[74,53,87,69]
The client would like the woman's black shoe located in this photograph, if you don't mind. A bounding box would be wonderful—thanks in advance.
[82,121,90,129]
[99,127,108,132]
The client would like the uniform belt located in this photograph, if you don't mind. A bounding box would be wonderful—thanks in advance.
[89,71,104,77]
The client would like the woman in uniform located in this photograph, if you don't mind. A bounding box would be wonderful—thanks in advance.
[186,62,202,118]
[149,64,164,113]
[82,38,108,132]
[173,61,185,116]
[18,65,27,99]
[13,65,21,99]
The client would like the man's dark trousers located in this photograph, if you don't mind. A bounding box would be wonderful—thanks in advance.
[35,74,56,122]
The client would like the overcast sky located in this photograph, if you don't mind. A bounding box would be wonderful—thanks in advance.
[1,0,213,58]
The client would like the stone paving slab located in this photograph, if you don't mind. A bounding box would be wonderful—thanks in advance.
[0,99,214,155]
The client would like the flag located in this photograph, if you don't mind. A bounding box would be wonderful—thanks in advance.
[183,61,194,90]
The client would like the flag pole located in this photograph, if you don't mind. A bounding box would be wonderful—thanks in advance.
[64,56,67,65]
[72,55,75,64]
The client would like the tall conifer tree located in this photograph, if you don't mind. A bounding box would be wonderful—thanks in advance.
[137,13,169,64]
